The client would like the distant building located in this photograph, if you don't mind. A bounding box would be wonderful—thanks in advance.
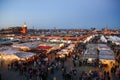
[103,26,115,35]
[0,27,22,34]
[0,23,27,35]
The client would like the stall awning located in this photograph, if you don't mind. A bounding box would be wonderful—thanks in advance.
[99,50,114,55]
[15,52,35,59]
[38,46,52,50]
[99,54,115,60]
[0,49,20,55]
[83,54,98,59]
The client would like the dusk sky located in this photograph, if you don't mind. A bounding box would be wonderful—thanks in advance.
[0,0,120,29]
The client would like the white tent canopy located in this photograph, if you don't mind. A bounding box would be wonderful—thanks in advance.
[100,35,107,43]
[12,41,41,49]
[83,44,98,59]
[0,46,35,59]
[108,36,120,42]
[83,44,115,60]
[108,36,120,45]
[56,44,75,56]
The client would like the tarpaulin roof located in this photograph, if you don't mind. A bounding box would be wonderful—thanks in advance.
[99,54,115,60]
[15,52,35,59]
[38,46,52,50]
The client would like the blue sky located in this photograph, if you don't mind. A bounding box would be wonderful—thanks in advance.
[0,0,120,29]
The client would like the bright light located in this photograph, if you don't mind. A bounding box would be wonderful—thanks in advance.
[10,37,14,40]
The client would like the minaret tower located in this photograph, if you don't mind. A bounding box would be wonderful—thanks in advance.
[22,22,27,34]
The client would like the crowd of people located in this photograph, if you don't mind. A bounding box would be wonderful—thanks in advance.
[6,44,71,80]
[1,42,120,80]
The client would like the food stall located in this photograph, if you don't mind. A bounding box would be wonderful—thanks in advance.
[0,47,35,66]
[99,50,115,66]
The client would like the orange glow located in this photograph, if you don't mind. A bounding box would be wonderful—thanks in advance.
[20,23,27,34]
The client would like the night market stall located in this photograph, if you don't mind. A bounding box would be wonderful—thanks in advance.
[0,47,35,67]
[83,44,99,64]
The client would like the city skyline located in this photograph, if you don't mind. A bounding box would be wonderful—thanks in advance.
[0,0,120,29]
